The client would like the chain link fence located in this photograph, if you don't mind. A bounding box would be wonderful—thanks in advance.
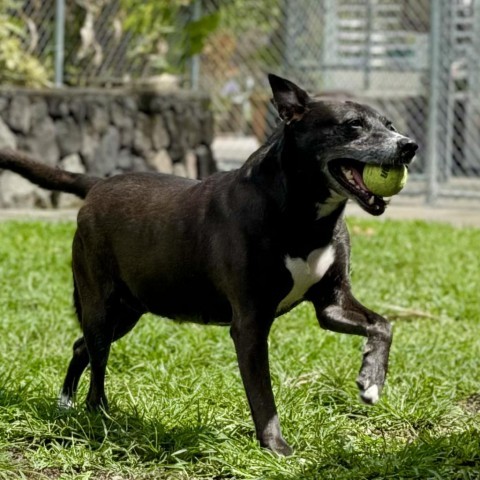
[3,0,480,203]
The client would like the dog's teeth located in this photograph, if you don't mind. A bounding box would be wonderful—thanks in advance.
[341,167,354,180]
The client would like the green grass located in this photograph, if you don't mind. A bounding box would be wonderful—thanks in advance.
[0,218,479,479]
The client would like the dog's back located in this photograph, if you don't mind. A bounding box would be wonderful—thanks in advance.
[74,171,234,324]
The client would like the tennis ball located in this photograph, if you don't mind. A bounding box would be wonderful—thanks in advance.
[363,164,408,197]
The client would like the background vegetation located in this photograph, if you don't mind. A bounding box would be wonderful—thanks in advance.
[0,0,50,87]
[2,0,280,86]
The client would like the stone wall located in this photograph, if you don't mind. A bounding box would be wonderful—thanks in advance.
[0,87,216,208]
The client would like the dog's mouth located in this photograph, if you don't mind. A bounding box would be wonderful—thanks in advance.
[328,159,388,216]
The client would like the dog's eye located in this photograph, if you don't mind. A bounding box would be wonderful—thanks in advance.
[386,122,396,132]
[346,119,363,129]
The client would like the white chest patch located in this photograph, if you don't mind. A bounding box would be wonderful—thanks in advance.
[277,244,335,313]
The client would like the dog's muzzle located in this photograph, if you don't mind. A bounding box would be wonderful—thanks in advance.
[327,144,417,215]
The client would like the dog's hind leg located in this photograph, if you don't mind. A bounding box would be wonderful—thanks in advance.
[58,336,90,408]
[59,289,143,410]
[58,280,89,408]
[313,293,392,405]
[81,304,115,411]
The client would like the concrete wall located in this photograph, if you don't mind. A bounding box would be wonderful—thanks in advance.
[0,87,216,208]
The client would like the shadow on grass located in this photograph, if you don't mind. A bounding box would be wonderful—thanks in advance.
[0,386,226,464]
[2,386,480,478]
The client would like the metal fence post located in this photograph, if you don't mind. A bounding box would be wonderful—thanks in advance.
[190,0,202,90]
[364,0,373,91]
[54,0,65,87]
[426,0,442,204]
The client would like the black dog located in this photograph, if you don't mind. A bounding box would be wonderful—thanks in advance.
[0,75,417,455]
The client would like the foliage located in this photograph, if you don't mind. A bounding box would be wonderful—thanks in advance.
[0,0,50,87]
[217,0,282,33]
[0,218,479,478]
[121,0,220,74]
[120,0,282,75]
[0,0,283,86]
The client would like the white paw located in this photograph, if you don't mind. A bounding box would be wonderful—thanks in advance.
[58,393,74,409]
[360,384,379,405]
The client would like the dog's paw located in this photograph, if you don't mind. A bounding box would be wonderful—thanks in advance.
[58,392,74,409]
[356,373,383,405]
[359,384,379,405]
[263,437,294,456]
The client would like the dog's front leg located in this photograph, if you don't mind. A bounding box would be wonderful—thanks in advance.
[230,314,293,456]
[314,295,392,404]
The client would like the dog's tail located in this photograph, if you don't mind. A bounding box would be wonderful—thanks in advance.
[0,148,101,199]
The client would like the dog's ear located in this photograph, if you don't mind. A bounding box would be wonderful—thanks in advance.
[268,74,310,124]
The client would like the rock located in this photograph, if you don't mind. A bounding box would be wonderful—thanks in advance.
[148,149,173,174]
[131,154,149,172]
[116,149,149,173]
[88,126,120,175]
[119,116,134,147]
[87,101,110,135]
[55,117,82,157]
[47,96,69,118]
[60,152,85,172]
[70,97,87,123]
[0,97,9,113]
[121,95,137,112]
[185,150,198,179]
[133,113,152,156]
[54,153,86,208]
[0,88,216,208]
[0,117,17,149]
[0,171,51,208]
[172,162,187,178]
[183,108,200,146]
[30,98,48,125]
[163,110,177,142]
[162,109,185,162]
[81,127,99,165]
[111,100,133,129]
[151,114,169,150]
[24,116,60,166]
[8,95,31,133]
[117,148,134,170]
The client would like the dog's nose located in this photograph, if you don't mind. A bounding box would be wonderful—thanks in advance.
[398,138,418,157]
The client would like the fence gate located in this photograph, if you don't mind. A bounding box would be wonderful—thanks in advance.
[199,0,480,202]
[428,0,480,200]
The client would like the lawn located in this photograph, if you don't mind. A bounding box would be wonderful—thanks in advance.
[0,218,479,479]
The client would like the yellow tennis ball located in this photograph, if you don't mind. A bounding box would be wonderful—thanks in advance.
[363,164,408,197]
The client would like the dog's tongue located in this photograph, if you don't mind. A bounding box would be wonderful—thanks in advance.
[351,168,370,192]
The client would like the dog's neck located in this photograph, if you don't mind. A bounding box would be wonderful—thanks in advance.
[239,125,347,253]
[242,125,347,219]
[315,190,347,220]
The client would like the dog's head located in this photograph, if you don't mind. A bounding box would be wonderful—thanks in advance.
[268,74,418,216]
